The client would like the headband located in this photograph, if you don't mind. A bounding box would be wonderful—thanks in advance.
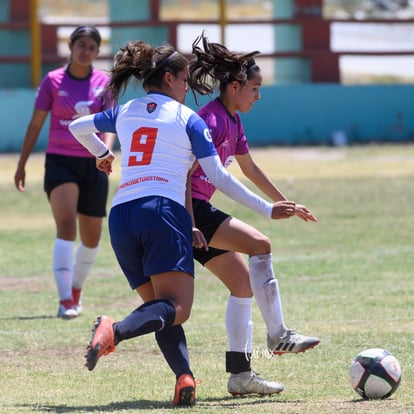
[143,51,179,83]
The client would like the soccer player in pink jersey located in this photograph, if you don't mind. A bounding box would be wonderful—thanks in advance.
[188,32,320,396]
[69,39,299,406]
[14,26,115,319]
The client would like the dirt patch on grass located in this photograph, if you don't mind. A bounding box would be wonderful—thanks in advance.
[0,274,54,291]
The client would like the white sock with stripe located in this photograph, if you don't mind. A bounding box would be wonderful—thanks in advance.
[249,253,285,338]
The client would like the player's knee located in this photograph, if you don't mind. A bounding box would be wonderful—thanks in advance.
[252,235,271,255]
[173,304,192,325]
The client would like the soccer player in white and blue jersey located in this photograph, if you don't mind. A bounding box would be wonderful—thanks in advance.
[69,40,291,407]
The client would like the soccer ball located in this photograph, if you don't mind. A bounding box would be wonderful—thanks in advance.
[349,348,401,400]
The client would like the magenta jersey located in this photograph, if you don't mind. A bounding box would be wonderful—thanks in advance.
[191,98,250,201]
[35,67,112,157]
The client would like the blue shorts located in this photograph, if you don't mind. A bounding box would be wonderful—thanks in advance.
[109,196,194,290]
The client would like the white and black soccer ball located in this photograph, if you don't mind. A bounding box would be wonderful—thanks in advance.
[349,348,401,400]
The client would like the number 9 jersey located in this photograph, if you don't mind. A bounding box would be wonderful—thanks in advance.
[92,92,217,208]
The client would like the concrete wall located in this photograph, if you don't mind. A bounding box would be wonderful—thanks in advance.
[239,84,414,145]
[3,83,414,153]
[0,0,32,88]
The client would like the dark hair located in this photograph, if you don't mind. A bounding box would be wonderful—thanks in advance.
[70,26,102,48]
[189,31,260,97]
[107,40,189,104]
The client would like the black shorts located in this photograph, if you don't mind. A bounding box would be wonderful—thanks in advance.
[44,153,109,217]
[192,198,231,265]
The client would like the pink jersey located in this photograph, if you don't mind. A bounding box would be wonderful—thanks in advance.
[191,98,249,201]
[35,67,111,157]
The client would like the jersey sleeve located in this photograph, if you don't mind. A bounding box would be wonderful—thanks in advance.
[69,113,111,158]
[198,154,273,218]
[34,75,53,111]
[186,113,217,159]
[93,107,118,133]
[185,111,273,216]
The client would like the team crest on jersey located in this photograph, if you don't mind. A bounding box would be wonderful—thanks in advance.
[147,102,157,113]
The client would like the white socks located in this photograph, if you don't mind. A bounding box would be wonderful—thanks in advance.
[53,238,74,302]
[73,243,99,289]
[53,239,98,303]
[225,295,253,353]
[248,253,285,338]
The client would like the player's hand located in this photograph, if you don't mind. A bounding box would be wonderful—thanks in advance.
[14,167,26,192]
[294,204,318,222]
[96,153,114,176]
[192,227,208,250]
[271,200,296,220]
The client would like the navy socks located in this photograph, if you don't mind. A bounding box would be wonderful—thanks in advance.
[156,325,193,379]
[113,299,176,344]
[113,299,192,379]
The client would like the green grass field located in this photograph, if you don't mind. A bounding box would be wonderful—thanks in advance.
[1,145,414,414]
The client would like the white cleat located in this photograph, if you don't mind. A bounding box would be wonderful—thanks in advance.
[268,327,320,355]
[73,303,83,316]
[228,370,284,396]
[57,305,78,319]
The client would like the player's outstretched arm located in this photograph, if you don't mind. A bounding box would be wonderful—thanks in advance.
[236,153,317,223]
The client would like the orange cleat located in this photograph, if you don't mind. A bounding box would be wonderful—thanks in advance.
[85,315,116,371]
[173,374,196,407]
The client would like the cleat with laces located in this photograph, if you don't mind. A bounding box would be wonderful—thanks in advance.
[267,327,320,355]
[228,370,284,396]
[85,315,116,371]
[173,374,196,406]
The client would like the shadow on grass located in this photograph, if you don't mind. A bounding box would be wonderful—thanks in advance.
[197,396,303,408]
[16,397,304,412]
[0,315,56,320]
[17,401,172,412]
